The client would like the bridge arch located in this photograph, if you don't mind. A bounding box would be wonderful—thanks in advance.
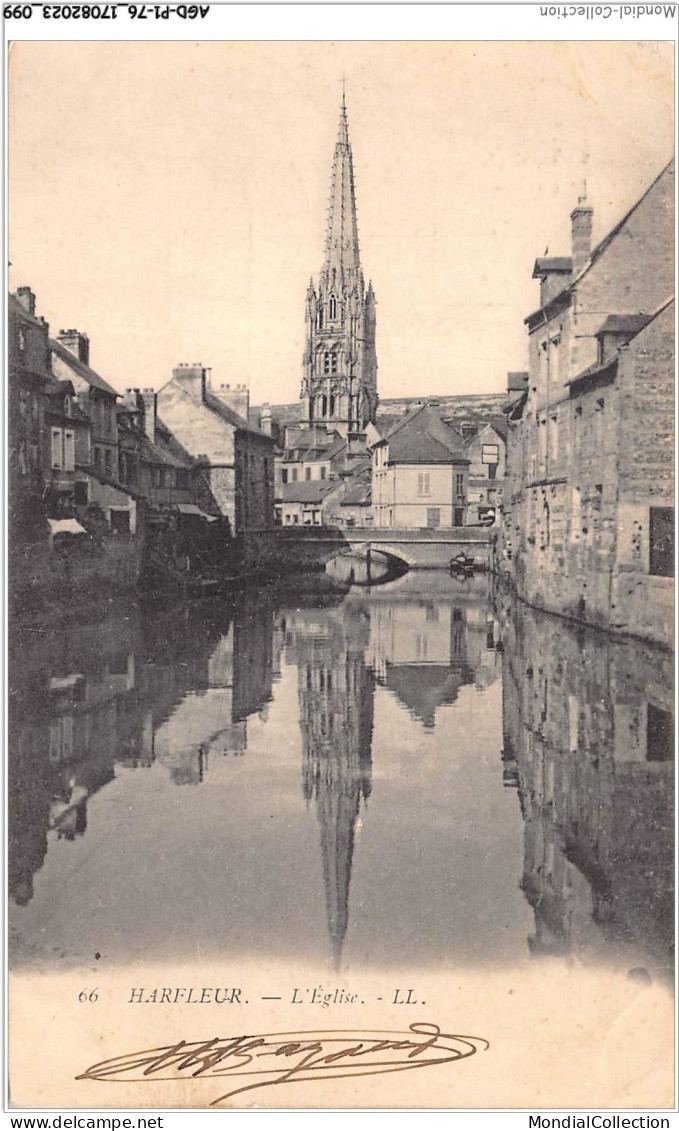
[347,542,418,569]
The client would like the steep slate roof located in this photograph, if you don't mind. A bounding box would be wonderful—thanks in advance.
[47,379,75,396]
[338,465,372,507]
[373,412,406,436]
[380,404,469,464]
[532,257,572,277]
[526,160,675,323]
[596,313,652,336]
[49,337,119,397]
[582,159,674,279]
[568,295,674,394]
[203,391,273,441]
[283,426,346,457]
[137,430,192,469]
[280,480,338,504]
[483,417,509,443]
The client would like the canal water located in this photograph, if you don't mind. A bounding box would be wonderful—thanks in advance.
[9,571,674,980]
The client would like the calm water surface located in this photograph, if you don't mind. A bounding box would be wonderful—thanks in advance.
[9,572,673,976]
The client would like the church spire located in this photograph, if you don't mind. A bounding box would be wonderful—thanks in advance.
[301,94,377,437]
[322,97,362,290]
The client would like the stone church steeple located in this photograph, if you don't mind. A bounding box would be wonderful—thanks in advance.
[301,96,377,437]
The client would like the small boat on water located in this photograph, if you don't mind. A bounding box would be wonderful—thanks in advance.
[449,551,475,578]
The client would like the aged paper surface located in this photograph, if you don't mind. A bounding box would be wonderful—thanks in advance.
[6,30,675,1113]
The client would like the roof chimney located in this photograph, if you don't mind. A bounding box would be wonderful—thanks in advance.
[571,189,593,279]
[57,328,90,366]
[15,287,36,316]
[141,388,157,444]
[172,363,207,403]
[122,388,140,410]
[211,382,250,422]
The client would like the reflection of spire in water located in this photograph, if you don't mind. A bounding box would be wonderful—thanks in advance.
[294,611,374,967]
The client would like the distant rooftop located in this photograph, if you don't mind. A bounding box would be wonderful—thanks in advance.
[532,257,573,277]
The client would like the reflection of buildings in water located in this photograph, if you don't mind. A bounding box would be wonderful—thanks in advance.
[233,594,274,722]
[9,723,51,907]
[8,594,276,903]
[287,607,374,966]
[502,601,674,970]
[155,592,274,783]
[366,600,500,729]
[324,553,391,587]
[272,614,286,683]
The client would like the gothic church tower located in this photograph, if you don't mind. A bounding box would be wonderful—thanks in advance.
[301,96,377,438]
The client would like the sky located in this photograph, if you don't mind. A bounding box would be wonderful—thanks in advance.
[8,40,674,405]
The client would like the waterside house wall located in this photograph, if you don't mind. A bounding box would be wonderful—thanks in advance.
[505,161,674,648]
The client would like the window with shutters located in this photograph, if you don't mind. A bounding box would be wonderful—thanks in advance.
[51,428,63,470]
[64,430,75,472]
[417,472,430,496]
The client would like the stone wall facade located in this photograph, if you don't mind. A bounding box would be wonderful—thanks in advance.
[505,161,674,648]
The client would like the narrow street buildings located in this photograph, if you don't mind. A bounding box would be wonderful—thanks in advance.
[8,289,56,540]
[49,327,138,533]
[505,160,674,647]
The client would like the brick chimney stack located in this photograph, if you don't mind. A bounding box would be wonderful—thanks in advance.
[15,287,36,316]
[260,403,272,435]
[141,388,157,444]
[172,363,207,404]
[58,328,90,366]
[571,191,593,279]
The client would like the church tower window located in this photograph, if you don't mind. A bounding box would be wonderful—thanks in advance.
[323,351,338,375]
[329,295,337,321]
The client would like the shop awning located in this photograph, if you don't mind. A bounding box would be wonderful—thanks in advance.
[47,518,87,536]
[176,504,219,522]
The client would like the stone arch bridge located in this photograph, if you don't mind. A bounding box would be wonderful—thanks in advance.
[276,526,494,572]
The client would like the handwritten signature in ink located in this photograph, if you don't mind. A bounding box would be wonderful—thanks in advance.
[76,1022,489,1104]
